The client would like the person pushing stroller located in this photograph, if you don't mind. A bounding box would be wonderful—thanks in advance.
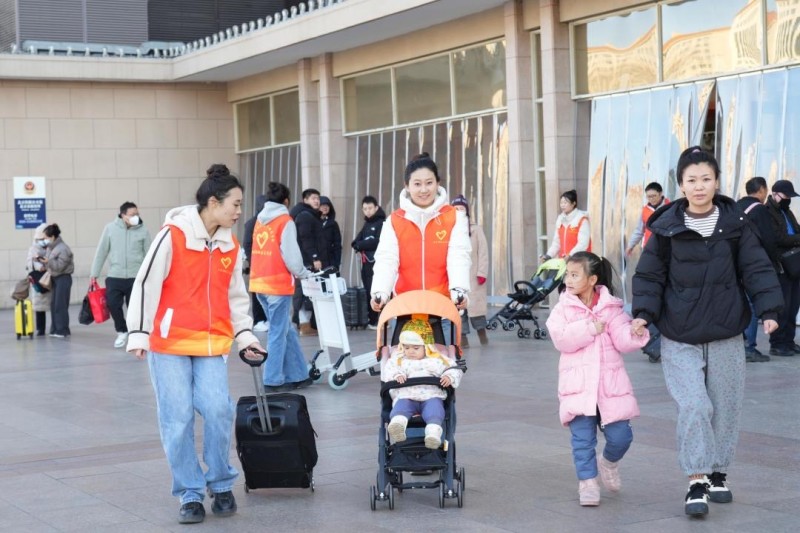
[383,318,463,450]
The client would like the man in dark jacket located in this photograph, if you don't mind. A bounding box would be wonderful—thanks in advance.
[736,177,775,362]
[352,196,386,328]
[289,188,327,335]
[764,179,800,357]
[243,194,268,331]
[319,196,342,271]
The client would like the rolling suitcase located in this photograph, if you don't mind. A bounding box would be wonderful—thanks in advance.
[15,299,34,340]
[235,349,318,492]
[342,287,369,329]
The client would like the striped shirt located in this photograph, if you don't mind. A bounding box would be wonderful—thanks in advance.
[684,206,719,237]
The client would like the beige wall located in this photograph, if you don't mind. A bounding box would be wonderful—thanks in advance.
[0,80,237,309]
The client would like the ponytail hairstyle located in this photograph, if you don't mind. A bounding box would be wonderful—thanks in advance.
[676,146,720,184]
[566,251,616,296]
[196,163,244,211]
[404,152,440,184]
[265,181,290,205]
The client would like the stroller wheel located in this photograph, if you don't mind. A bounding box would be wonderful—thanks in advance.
[539,329,548,340]
[533,329,541,339]
[369,485,377,511]
[456,479,464,508]
[517,328,526,338]
[487,320,497,331]
[438,482,446,508]
[387,486,395,510]
[397,472,404,493]
[457,467,466,491]
[502,321,514,331]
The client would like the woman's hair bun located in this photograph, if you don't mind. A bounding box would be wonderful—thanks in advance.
[206,163,230,179]
[411,152,431,162]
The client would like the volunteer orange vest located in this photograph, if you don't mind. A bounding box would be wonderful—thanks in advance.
[249,215,296,296]
[391,205,457,297]
[641,198,670,247]
[150,225,239,356]
[558,215,592,258]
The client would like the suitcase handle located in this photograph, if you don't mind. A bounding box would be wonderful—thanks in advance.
[247,413,285,436]
[239,347,268,367]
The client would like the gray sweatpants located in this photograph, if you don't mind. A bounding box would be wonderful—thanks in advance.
[661,335,745,476]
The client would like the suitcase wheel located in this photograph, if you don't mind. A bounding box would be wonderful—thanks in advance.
[16,334,21,340]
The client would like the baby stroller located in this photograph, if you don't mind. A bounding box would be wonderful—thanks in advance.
[487,258,566,340]
[370,290,466,510]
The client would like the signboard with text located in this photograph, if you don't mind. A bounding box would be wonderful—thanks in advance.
[14,177,47,229]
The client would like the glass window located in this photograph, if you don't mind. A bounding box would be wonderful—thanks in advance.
[273,90,300,145]
[236,97,271,151]
[343,70,393,133]
[662,0,763,82]
[573,7,657,95]
[453,41,507,114]
[767,0,800,64]
[395,55,452,124]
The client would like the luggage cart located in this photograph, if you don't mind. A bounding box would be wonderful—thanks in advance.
[302,273,379,390]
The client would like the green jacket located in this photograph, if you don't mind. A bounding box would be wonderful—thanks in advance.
[90,217,152,279]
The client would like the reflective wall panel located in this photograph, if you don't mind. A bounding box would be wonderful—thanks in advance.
[346,112,510,297]
[767,0,800,64]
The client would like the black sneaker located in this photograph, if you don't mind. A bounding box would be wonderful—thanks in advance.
[211,491,237,516]
[292,378,313,390]
[707,472,732,503]
[685,479,709,516]
[264,383,295,392]
[769,347,795,357]
[178,501,205,524]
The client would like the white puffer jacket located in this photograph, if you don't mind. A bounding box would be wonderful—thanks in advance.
[382,346,462,403]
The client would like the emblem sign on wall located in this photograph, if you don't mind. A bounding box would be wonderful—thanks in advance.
[14,177,47,229]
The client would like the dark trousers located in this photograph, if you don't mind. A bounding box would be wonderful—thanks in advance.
[361,261,379,326]
[50,274,72,336]
[106,277,134,333]
[770,272,800,349]
[292,283,316,329]
[251,292,267,323]
[35,311,46,335]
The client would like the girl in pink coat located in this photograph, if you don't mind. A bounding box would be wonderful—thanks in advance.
[545,252,649,507]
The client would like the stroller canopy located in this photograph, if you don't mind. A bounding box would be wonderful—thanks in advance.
[376,290,462,349]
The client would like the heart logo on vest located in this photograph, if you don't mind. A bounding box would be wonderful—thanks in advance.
[435,230,447,241]
[256,231,269,249]
[220,257,232,269]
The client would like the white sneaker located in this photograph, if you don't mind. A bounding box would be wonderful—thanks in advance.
[253,321,269,332]
[387,416,408,444]
[367,324,378,331]
[114,332,128,348]
[424,424,443,449]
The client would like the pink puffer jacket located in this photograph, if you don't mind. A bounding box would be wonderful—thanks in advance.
[545,286,649,427]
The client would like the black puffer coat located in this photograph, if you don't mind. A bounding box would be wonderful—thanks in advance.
[289,202,329,267]
[319,196,342,269]
[352,206,387,262]
[632,195,782,345]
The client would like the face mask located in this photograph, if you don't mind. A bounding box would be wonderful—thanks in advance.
[42,239,51,246]
[779,198,791,209]
[128,215,140,226]
[37,239,47,247]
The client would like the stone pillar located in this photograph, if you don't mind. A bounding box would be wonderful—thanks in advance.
[504,0,537,281]
[297,58,320,190]
[539,0,578,237]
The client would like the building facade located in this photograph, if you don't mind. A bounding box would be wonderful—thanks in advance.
[1,0,799,307]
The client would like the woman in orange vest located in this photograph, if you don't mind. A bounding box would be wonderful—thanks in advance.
[541,190,592,261]
[370,152,472,323]
[249,182,314,392]
[126,164,263,525]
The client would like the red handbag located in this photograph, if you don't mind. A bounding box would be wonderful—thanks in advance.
[87,280,110,323]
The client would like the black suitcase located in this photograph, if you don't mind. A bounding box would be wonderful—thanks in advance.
[235,350,318,492]
[342,287,369,329]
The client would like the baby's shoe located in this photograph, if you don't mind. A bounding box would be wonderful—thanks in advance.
[424,424,443,449]
[387,416,408,443]
[598,455,621,492]
[578,477,600,506]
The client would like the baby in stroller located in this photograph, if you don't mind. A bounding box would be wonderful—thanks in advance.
[384,318,463,449]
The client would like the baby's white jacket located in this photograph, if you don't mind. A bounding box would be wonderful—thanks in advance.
[382,347,462,404]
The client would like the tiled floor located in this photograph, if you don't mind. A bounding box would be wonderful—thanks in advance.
[2,306,799,532]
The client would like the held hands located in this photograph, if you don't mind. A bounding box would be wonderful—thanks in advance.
[630,318,648,337]
[763,319,778,335]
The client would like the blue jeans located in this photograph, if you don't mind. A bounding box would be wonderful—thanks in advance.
[390,398,445,425]
[743,295,758,350]
[148,352,238,505]
[569,415,633,480]
[257,294,309,386]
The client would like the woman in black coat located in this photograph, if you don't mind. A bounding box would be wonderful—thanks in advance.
[319,196,342,271]
[632,147,782,517]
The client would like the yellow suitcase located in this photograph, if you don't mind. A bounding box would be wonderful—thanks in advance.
[15,299,34,339]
